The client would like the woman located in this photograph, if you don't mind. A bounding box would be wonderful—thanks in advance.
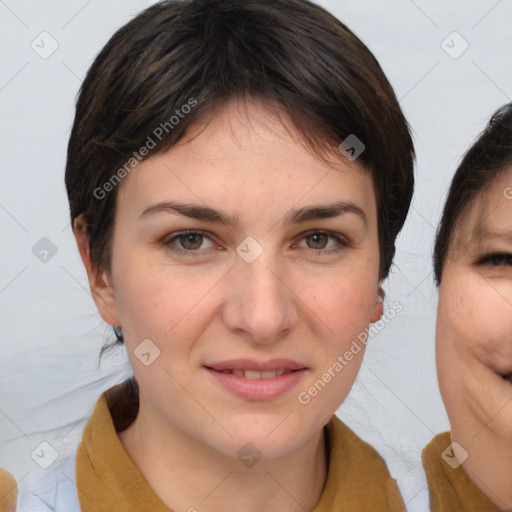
[17,0,414,510]
[423,102,512,511]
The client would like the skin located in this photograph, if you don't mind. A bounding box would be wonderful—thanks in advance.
[437,168,512,511]
[74,98,382,512]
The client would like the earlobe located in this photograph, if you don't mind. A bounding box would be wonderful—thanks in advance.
[72,215,121,327]
[370,290,384,323]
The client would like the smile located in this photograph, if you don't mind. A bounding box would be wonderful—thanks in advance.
[203,359,308,400]
[216,369,292,379]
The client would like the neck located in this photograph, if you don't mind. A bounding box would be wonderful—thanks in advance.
[118,398,328,512]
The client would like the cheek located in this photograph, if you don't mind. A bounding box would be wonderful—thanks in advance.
[306,269,379,346]
[438,275,512,373]
[113,260,217,341]
[112,240,379,351]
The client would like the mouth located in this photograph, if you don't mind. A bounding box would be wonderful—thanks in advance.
[207,368,298,379]
[204,358,307,377]
[203,359,308,399]
[502,373,512,384]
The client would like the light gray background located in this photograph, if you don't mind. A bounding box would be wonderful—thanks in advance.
[1,1,511,510]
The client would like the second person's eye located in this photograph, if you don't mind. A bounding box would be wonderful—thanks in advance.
[478,253,512,267]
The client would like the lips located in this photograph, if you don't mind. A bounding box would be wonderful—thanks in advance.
[216,369,290,379]
[204,358,307,376]
[203,358,307,399]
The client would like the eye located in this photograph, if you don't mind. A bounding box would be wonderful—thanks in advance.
[161,229,351,257]
[162,230,216,254]
[478,253,512,267]
[295,230,350,254]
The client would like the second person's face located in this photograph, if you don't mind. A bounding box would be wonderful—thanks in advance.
[436,168,512,510]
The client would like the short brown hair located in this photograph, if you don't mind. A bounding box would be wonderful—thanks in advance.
[65,0,414,352]
[433,102,512,285]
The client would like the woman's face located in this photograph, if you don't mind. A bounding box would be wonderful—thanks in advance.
[89,99,381,460]
[437,168,512,509]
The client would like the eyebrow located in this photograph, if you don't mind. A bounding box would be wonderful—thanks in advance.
[138,200,367,227]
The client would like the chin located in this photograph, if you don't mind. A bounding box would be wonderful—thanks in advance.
[207,421,315,463]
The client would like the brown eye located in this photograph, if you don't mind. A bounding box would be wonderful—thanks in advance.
[296,230,350,254]
[162,230,216,254]
[305,233,329,249]
[179,233,203,250]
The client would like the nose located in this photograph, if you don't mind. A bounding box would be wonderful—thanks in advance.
[220,252,298,344]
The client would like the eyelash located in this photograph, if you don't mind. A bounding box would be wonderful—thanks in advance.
[477,253,512,267]
[161,229,351,257]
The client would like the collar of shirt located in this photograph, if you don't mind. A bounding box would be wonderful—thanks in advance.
[422,432,500,511]
[76,378,405,512]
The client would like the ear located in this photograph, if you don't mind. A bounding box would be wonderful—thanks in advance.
[72,215,121,327]
[370,286,384,323]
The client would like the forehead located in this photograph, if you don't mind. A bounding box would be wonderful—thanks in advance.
[116,99,376,219]
[456,167,512,242]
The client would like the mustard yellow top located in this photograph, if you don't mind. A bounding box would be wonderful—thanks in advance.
[422,432,500,511]
[0,467,17,512]
[76,378,405,512]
